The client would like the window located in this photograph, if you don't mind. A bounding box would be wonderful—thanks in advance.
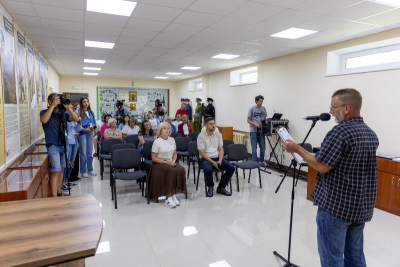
[230,66,258,86]
[188,78,202,92]
[326,37,400,76]
[195,81,202,91]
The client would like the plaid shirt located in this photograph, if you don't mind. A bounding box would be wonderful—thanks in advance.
[312,117,379,223]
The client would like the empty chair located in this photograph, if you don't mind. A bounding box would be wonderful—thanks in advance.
[126,134,140,148]
[223,139,234,160]
[109,143,136,185]
[170,133,182,139]
[111,148,148,209]
[100,139,123,180]
[187,141,199,184]
[142,141,154,171]
[227,144,262,192]
[175,137,191,163]
[295,143,313,186]
[188,132,200,142]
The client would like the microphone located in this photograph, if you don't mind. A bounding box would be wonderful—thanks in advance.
[303,113,331,121]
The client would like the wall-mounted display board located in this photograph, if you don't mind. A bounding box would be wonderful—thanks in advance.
[96,86,169,119]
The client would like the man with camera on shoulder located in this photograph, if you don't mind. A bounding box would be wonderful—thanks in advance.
[153,99,168,122]
[40,93,79,197]
[113,100,129,125]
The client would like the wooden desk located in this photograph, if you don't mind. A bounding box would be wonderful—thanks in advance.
[0,194,103,267]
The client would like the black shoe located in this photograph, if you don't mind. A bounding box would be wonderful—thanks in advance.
[93,153,97,157]
[217,187,232,196]
[206,186,214,197]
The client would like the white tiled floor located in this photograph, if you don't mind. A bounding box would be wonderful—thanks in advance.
[72,159,400,267]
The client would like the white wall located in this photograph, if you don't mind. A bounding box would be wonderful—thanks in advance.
[178,27,400,166]
[48,65,60,93]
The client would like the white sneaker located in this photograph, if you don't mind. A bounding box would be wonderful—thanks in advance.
[81,173,89,178]
[89,171,97,176]
[171,195,180,206]
[165,197,176,209]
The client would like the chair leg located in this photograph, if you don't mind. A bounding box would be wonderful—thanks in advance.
[109,164,113,186]
[196,167,201,190]
[114,179,118,209]
[193,162,196,184]
[258,167,262,188]
[100,158,104,180]
[111,174,114,200]
[243,169,245,180]
[146,173,149,204]
[236,167,240,192]
[187,159,191,179]
[229,178,232,193]
[248,169,252,183]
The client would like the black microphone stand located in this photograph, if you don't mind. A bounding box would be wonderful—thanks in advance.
[273,119,318,267]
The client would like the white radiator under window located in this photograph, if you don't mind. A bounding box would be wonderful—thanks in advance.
[233,132,246,145]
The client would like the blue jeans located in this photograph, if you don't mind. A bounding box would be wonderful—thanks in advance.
[78,132,94,174]
[47,145,66,173]
[316,207,366,267]
[199,158,235,188]
[63,143,78,181]
[250,132,265,162]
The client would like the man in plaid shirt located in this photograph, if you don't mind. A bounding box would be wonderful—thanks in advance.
[283,88,379,267]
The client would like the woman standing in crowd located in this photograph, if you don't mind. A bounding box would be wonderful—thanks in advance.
[78,97,97,178]
[178,114,192,137]
[104,118,123,140]
[118,114,130,130]
[122,118,140,140]
[149,122,187,208]
[138,119,157,154]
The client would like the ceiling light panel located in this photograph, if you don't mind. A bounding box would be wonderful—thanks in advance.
[370,0,400,7]
[181,66,201,70]
[271,27,317,39]
[154,76,169,79]
[85,40,115,49]
[84,67,101,70]
[87,0,137,17]
[84,59,106,64]
[84,72,99,75]
[166,72,182,75]
[211,54,240,59]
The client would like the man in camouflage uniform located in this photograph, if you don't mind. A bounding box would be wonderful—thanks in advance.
[194,98,205,132]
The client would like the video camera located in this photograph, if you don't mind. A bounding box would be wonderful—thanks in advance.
[57,94,71,111]
[116,99,125,109]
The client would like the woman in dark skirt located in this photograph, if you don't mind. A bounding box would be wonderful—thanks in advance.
[149,122,187,208]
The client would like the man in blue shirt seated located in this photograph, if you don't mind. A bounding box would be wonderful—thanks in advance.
[40,93,80,197]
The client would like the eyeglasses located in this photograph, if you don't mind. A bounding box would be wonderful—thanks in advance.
[329,104,348,110]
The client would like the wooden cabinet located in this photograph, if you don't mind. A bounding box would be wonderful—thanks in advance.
[216,126,233,140]
[307,157,400,216]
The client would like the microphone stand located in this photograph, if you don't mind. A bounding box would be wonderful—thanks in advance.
[273,119,318,267]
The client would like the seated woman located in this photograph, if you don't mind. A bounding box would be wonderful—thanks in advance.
[103,118,122,140]
[122,118,140,140]
[118,114,130,130]
[100,114,112,140]
[178,114,192,137]
[138,120,157,154]
[149,122,187,208]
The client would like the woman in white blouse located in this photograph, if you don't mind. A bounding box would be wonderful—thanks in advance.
[148,122,187,209]
[122,118,140,140]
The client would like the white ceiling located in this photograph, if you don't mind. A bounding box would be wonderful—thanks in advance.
[1,0,400,81]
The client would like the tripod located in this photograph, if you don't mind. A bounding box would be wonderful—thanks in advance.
[262,135,285,173]
[59,109,71,196]
[273,120,317,267]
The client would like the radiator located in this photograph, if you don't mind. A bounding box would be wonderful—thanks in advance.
[233,132,246,145]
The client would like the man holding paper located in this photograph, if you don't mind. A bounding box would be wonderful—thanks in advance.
[283,88,379,267]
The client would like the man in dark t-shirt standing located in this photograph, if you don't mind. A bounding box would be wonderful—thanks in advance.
[40,93,79,197]
[283,88,379,267]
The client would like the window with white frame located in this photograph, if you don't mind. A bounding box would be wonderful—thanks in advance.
[326,37,400,76]
[195,81,202,91]
[230,66,258,86]
[188,78,202,92]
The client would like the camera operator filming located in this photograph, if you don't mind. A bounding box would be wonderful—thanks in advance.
[153,99,168,122]
[40,93,79,197]
[113,100,129,125]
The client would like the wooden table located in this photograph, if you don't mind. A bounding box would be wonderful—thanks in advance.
[0,194,103,267]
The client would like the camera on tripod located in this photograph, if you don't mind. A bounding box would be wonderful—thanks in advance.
[57,94,71,111]
[116,99,125,109]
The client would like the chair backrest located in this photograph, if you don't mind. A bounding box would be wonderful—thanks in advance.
[97,130,101,140]
[112,143,136,153]
[299,143,313,153]
[126,134,139,147]
[112,148,141,169]
[187,141,199,157]
[101,139,123,154]
[175,137,191,151]
[227,144,248,161]
[143,141,154,157]
[223,139,234,156]
[170,133,182,139]
[188,132,200,142]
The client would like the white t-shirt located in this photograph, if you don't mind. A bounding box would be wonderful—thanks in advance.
[172,120,182,129]
[149,118,158,130]
[151,137,176,162]
[96,120,103,129]
[122,125,140,135]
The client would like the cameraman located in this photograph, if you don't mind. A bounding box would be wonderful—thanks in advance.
[40,93,79,197]
[113,100,129,124]
[247,95,267,167]
[153,99,168,122]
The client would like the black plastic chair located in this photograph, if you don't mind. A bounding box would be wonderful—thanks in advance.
[111,148,148,209]
[175,137,191,163]
[170,133,182,139]
[223,139,234,160]
[100,139,123,180]
[96,130,101,160]
[109,143,136,186]
[126,134,140,148]
[188,132,200,142]
[295,143,312,186]
[142,141,154,172]
[227,144,261,192]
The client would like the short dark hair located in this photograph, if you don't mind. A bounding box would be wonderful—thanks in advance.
[204,117,214,124]
[255,95,264,102]
[332,88,362,111]
[47,92,58,104]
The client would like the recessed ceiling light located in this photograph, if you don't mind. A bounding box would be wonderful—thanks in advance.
[181,66,201,70]
[271,27,317,39]
[84,72,98,76]
[84,59,105,64]
[166,72,182,75]
[154,76,169,79]
[370,0,400,7]
[211,54,240,59]
[87,0,137,17]
[84,67,101,70]
[85,40,115,49]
